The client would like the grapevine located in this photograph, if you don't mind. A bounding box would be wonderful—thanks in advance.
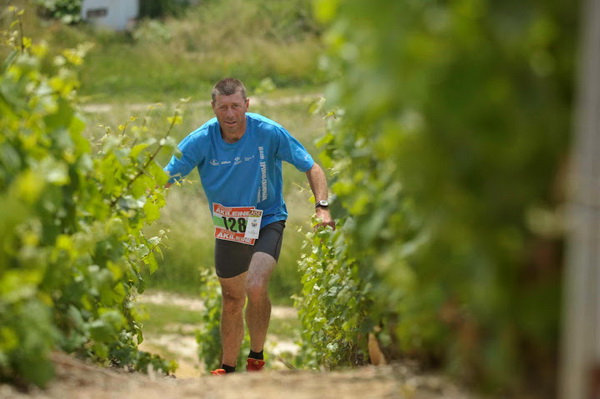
[0,7,178,387]
[298,0,576,395]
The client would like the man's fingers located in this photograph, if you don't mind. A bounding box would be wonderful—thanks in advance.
[314,221,336,231]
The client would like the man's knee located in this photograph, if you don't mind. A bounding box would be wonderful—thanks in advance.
[221,286,246,313]
[246,278,268,303]
[245,252,276,303]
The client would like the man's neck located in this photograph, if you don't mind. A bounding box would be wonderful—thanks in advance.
[221,130,245,143]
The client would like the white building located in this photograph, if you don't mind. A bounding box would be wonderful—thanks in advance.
[81,0,139,31]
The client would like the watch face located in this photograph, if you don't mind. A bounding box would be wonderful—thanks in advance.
[317,200,329,207]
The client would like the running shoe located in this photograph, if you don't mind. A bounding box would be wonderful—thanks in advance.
[210,368,227,375]
[246,358,266,372]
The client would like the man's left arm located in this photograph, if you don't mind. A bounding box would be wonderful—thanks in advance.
[305,163,336,230]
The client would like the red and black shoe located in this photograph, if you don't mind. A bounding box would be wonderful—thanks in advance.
[246,358,266,372]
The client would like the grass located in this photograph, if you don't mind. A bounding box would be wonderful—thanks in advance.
[3,0,325,104]
[138,298,300,338]
[269,315,301,340]
[138,302,204,336]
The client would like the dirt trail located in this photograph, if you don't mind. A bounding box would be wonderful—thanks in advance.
[0,291,476,398]
[0,352,475,399]
[0,291,477,398]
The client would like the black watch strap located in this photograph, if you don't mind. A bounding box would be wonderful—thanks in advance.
[315,200,329,209]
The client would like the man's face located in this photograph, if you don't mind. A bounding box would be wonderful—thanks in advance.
[211,91,249,138]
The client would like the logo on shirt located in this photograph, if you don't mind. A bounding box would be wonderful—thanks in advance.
[258,146,267,202]
[209,155,257,167]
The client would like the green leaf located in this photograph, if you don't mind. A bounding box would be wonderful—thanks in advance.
[143,200,160,221]
[130,143,150,159]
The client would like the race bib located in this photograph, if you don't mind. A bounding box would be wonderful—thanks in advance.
[212,203,263,245]
[245,209,263,240]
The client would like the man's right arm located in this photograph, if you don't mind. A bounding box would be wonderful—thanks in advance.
[305,163,335,230]
[163,134,203,188]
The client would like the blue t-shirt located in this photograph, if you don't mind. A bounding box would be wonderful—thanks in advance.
[164,113,314,227]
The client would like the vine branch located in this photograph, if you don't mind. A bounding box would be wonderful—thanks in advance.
[110,109,180,209]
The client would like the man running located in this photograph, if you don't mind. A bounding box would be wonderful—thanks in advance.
[164,78,334,374]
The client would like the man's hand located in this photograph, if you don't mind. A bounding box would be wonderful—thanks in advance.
[305,163,335,230]
[315,207,335,230]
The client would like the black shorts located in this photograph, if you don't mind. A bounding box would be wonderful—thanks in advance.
[214,220,286,278]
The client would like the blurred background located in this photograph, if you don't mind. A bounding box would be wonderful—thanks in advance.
[0,0,587,397]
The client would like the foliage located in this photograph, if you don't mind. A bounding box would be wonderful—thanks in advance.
[301,0,578,395]
[0,8,179,387]
[34,0,82,24]
[139,0,195,19]
[295,222,372,369]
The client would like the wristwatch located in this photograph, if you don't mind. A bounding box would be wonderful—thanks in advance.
[315,200,329,209]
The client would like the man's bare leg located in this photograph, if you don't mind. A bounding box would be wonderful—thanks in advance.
[245,252,277,353]
[218,272,247,367]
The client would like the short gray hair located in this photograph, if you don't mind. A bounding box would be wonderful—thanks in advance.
[211,78,247,102]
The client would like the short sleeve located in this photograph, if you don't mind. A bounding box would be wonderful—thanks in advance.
[164,131,204,183]
[275,128,314,172]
